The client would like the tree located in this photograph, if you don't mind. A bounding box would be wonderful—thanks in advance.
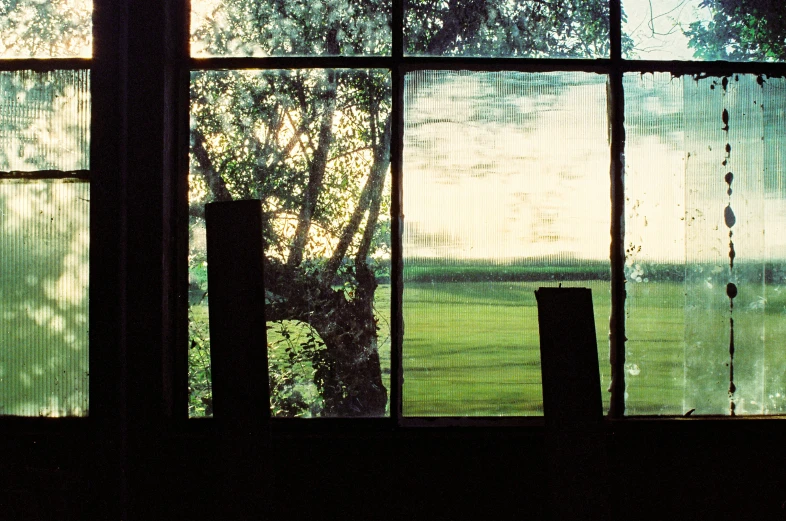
[685,0,786,61]
[190,68,392,416]
[406,0,623,57]
[189,0,619,417]
[0,0,91,57]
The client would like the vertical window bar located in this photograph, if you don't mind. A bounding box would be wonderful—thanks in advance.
[391,0,404,421]
[609,0,627,418]
[172,0,192,420]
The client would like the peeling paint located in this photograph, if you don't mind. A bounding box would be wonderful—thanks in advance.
[723,87,736,415]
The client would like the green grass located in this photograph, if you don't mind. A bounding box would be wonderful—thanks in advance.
[190,263,786,417]
[402,280,611,416]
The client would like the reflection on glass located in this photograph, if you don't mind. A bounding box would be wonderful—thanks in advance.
[403,71,611,416]
[189,69,391,417]
[0,0,92,58]
[0,180,89,416]
[0,71,91,172]
[625,73,786,415]
[406,0,610,58]
[0,70,90,417]
[624,0,786,62]
[191,0,391,57]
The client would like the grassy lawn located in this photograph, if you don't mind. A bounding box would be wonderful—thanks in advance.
[190,265,786,417]
[402,280,611,416]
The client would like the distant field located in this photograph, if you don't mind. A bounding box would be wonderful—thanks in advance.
[190,260,786,417]
[401,280,611,416]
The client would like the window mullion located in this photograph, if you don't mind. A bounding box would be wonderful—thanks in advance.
[391,0,404,421]
[609,0,626,418]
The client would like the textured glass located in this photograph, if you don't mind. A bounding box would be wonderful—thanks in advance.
[0,70,91,172]
[403,71,611,416]
[191,0,391,57]
[0,180,89,416]
[406,0,610,57]
[0,70,90,417]
[625,73,786,415]
[624,0,786,62]
[189,69,391,417]
[0,0,92,58]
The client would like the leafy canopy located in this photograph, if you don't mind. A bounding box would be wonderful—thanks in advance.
[685,0,786,61]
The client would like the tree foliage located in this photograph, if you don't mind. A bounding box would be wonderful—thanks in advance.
[0,0,91,58]
[191,0,390,56]
[405,0,623,57]
[190,67,392,416]
[685,0,786,61]
[188,0,622,417]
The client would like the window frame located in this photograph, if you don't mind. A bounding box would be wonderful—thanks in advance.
[0,32,97,426]
[178,0,786,426]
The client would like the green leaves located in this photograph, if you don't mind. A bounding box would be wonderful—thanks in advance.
[685,0,786,61]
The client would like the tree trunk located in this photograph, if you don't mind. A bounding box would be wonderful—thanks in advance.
[287,70,338,268]
[265,260,388,416]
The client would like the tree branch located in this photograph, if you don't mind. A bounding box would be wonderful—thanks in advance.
[191,128,233,202]
[287,70,338,267]
[356,114,392,266]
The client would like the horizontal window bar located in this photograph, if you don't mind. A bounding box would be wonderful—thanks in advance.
[190,56,613,72]
[190,57,786,76]
[622,60,786,76]
[398,58,612,73]
[190,56,395,70]
[0,170,90,180]
[0,58,91,72]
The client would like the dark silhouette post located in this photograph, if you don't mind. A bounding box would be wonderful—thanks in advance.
[536,287,610,521]
[205,199,270,518]
[205,199,270,426]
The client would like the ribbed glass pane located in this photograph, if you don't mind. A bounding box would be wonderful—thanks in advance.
[403,71,611,416]
[0,180,89,417]
[189,69,391,417]
[0,70,91,172]
[0,70,90,417]
[0,0,92,58]
[623,0,786,62]
[406,1,610,58]
[191,0,391,57]
[625,73,786,415]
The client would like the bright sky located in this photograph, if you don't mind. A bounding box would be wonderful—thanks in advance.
[403,71,786,263]
[404,72,611,261]
[623,0,712,60]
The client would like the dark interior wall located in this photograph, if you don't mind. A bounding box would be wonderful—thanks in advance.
[2,423,786,520]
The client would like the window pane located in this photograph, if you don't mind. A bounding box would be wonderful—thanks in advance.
[403,71,611,416]
[189,69,391,417]
[0,70,91,172]
[623,0,786,62]
[0,180,89,416]
[406,0,610,58]
[191,0,391,57]
[0,0,92,58]
[625,73,786,415]
[0,70,90,417]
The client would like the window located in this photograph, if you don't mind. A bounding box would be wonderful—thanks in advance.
[186,0,786,419]
[0,1,92,417]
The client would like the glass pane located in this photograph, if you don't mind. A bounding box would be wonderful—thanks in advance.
[403,71,611,416]
[0,70,90,417]
[191,0,391,57]
[623,0,786,61]
[0,0,92,58]
[406,0,610,58]
[189,69,391,417]
[0,180,89,416]
[0,70,91,172]
[625,73,786,415]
